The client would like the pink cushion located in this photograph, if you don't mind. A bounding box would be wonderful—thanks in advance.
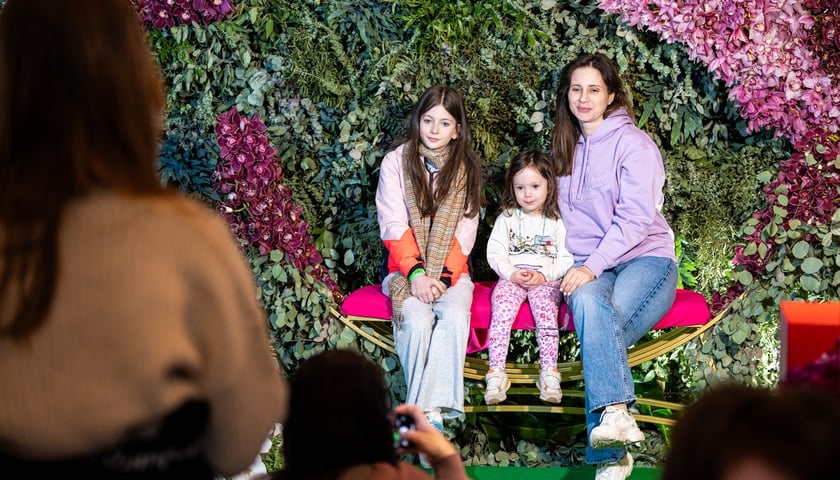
[339,282,711,354]
[650,289,712,329]
[340,284,392,319]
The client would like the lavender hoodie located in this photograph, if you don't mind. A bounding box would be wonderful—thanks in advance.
[558,109,675,277]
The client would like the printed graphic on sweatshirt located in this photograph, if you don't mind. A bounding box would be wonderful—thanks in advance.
[507,228,558,270]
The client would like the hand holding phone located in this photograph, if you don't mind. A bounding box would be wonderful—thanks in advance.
[393,413,416,449]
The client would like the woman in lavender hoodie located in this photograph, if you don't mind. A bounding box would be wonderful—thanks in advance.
[552,52,678,480]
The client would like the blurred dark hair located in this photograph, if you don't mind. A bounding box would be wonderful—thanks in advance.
[0,0,166,340]
[281,349,396,479]
[401,85,483,218]
[551,52,633,176]
[499,150,561,220]
[663,383,840,480]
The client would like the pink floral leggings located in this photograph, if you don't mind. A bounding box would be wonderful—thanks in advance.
[487,279,564,372]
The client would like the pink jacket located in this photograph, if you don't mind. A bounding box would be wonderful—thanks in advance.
[375,143,478,285]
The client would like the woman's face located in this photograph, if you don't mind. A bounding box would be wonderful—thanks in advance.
[419,104,459,151]
[567,66,615,136]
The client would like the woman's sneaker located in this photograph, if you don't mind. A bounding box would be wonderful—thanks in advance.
[537,369,563,403]
[483,370,511,405]
[595,452,633,480]
[590,406,645,449]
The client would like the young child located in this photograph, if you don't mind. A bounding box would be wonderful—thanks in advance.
[484,150,573,405]
[376,85,483,433]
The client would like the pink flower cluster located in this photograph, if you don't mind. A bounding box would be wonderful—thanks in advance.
[213,107,340,294]
[599,1,840,306]
[599,0,839,149]
[134,0,235,29]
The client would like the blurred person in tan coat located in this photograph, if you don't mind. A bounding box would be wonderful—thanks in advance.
[0,0,288,478]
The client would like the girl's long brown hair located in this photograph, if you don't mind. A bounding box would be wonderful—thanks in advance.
[0,0,167,340]
[550,52,634,176]
[401,85,483,218]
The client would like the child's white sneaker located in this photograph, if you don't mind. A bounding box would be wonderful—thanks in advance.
[537,368,563,403]
[484,370,511,405]
[424,409,444,434]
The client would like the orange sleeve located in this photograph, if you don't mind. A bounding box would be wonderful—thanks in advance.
[442,236,470,285]
[383,229,423,277]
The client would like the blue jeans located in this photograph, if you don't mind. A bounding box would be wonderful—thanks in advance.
[567,256,677,464]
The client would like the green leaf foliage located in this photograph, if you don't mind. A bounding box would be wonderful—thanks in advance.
[142,0,817,467]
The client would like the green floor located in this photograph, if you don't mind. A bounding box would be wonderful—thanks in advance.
[464,466,660,479]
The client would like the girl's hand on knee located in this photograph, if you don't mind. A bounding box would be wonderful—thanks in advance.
[410,275,447,303]
[522,271,546,289]
[510,269,530,286]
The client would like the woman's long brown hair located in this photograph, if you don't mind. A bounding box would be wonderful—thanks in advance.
[550,52,634,176]
[0,0,167,340]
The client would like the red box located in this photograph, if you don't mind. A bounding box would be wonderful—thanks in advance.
[780,301,840,378]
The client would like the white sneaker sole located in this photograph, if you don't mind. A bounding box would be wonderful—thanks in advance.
[590,429,645,449]
[536,379,562,403]
[484,377,511,405]
[595,452,634,480]
[539,390,562,403]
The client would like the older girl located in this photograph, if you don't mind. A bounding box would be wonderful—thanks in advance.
[376,85,483,432]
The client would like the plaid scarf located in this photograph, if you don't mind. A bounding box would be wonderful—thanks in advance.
[388,144,467,322]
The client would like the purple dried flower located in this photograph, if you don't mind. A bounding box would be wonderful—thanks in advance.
[213,107,341,296]
[132,0,236,29]
[598,0,840,148]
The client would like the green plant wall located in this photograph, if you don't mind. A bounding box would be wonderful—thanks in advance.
[144,0,803,466]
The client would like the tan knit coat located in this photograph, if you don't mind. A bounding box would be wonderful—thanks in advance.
[0,192,288,476]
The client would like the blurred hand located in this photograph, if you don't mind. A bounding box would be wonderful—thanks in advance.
[392,403,457,464]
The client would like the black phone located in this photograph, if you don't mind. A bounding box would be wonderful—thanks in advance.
[393,413,416,449]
